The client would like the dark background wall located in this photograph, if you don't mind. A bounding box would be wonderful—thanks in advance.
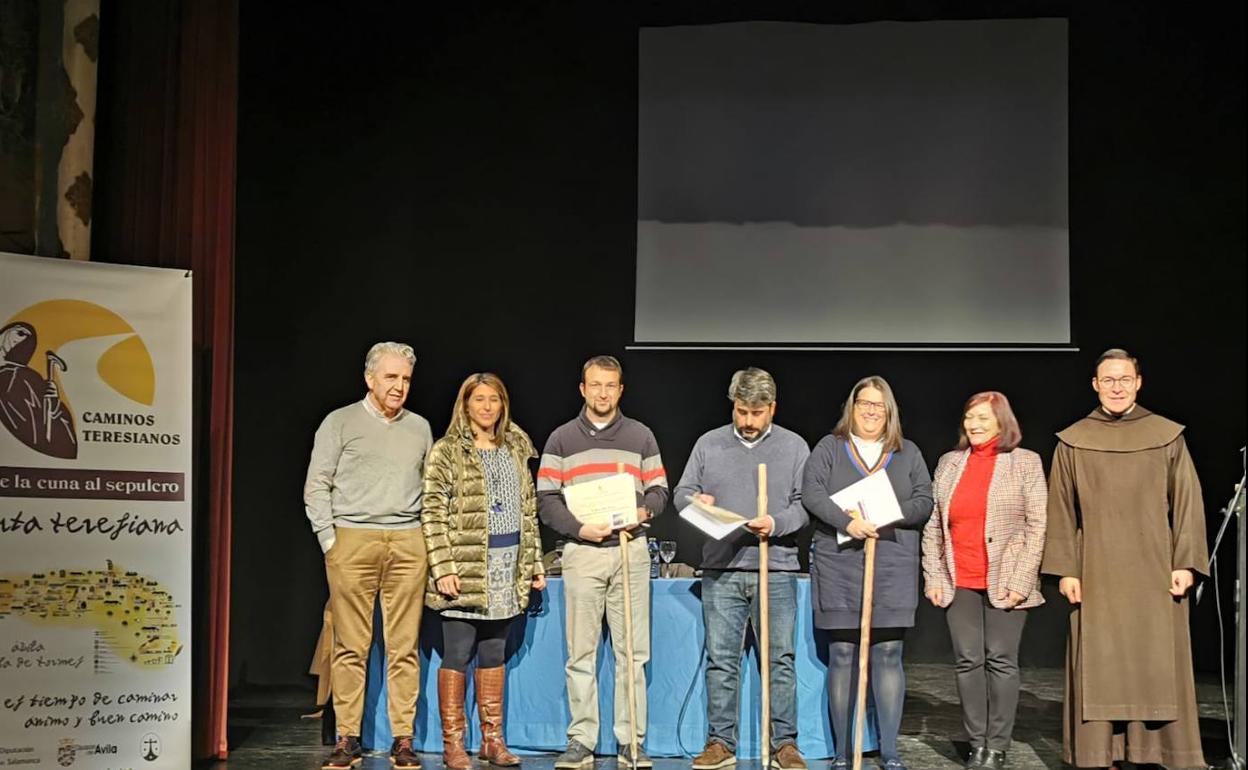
[226,1,1245,686]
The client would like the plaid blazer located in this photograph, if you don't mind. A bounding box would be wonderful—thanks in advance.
[922,447,1048,609]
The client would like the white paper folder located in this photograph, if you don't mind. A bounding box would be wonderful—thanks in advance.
[830,470,903,545]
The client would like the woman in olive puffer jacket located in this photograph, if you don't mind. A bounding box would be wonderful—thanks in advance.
[422,372,545,769]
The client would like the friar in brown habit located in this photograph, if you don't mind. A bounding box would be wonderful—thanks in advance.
[1042,348,1209,770]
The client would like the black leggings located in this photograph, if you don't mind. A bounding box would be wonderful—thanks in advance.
[826,627,906,761]
[441,617,512,673]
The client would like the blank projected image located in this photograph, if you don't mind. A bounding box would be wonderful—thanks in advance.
[636,20,1069,345]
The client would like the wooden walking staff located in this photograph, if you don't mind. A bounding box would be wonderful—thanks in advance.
[850,505,876,770]
[756,464,771,769]
[616,463,641,770]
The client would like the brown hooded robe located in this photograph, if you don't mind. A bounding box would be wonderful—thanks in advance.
[1042,406,1209,768]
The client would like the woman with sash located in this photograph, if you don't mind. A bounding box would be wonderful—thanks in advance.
[802,375,933,770]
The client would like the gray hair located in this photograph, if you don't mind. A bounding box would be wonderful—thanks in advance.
[364,341,416,376]
[727,367,777,407]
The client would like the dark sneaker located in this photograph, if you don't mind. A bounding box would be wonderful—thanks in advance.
[770,745,806,770]
[391,736,421,769]
[691,741,735,770]
[881,759,909,770]
[966,747,989,769]
[554,741,595,769]
[323,736,362,770]
[828,759,849,770]
[616,744,653,769]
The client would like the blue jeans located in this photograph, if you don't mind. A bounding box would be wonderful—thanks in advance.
[702,570,798,752]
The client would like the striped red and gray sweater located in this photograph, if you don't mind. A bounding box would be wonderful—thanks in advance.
[537,409,669,545]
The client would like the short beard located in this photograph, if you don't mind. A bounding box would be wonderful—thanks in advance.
[737,423,766,439]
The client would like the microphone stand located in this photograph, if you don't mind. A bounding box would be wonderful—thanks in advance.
[1197,447,1245,770]
[1197,468,1244,606]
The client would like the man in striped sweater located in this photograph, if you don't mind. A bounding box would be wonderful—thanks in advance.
[538,355,668,769]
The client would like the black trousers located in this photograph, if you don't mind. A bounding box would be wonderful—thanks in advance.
[440,616,512,673]
[946,588,1028,751]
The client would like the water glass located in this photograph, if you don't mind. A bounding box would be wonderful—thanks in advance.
[659,540,677,578]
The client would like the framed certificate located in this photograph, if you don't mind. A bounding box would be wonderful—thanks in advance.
[562,472,638,529]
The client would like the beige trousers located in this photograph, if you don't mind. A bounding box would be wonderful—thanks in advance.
[325,526,428,736]
[562,536,651,750]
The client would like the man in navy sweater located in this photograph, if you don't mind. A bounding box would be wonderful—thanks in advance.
[673,367,810,770]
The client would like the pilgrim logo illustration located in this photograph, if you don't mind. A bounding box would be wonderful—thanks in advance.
[1,300,156,460]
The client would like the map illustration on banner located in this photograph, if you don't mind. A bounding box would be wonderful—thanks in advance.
[0,560,181,667]
[0,252,191,769]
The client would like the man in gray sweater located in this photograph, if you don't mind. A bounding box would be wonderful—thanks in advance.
[304,341,433,770]
[673,368,810,770]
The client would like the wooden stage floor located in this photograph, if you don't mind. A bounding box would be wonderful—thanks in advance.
[209,664,1236,770]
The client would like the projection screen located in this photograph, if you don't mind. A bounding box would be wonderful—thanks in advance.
[635,19,1069,345]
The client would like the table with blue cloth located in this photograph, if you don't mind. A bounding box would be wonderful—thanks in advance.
[361,576,877,757]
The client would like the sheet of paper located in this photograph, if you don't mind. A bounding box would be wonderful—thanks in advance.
[688,496,748,524]
[562,472,638,529]
[830,469,903,544]
[679,497,747,541]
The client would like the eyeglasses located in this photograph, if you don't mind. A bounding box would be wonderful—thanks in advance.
[1097,376,1138,389]
[854,399,887,414]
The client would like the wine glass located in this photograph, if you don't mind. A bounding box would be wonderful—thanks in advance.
[659,540,677,578]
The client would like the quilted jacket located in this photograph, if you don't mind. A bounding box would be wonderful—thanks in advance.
[421,422,544,611]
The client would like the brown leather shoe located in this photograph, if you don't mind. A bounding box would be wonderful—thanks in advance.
[438,669,472,770]
[322,735,362,769]
[391,736,421,769]
[770,744,807,770]
[475,666,520,766]
[691,741,736,769]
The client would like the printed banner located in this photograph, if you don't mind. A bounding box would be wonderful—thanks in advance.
[0,252,191,769]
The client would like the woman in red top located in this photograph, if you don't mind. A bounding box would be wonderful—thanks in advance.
[921,392,1047,770]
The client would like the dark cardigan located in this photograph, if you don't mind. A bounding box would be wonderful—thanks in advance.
[801,435,934,629]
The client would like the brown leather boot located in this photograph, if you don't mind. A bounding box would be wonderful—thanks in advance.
[475,666,520,766]
[438,669,472,770]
